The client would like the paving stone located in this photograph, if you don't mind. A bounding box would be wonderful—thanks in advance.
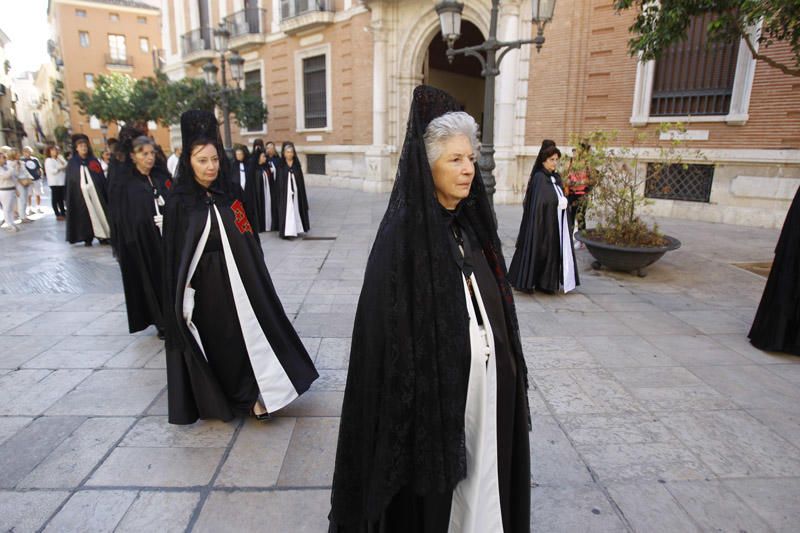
[576,441,712,483]
[0,334,65,368]
[515,311,561,337]
[688,365,800,410]
[533,368,644,415]
[0,416,84,488]
[611,311,701,336]
[217,417,296,487]
[56,335,136,353]
[665,480,771,532]
[670,310,749,335]
[278,417,339,486]
[724,477,800,532]
[709,334,798,364]
[745,408,800,445]
[316,337,351,369]
[5,311,104,336]
[115,491,201,533]
[531,415,593,486]
[43,490,137,532]
[73,312,131,336]
[527,384,551,415]
[0,311,44,334]
[103,336,164,368]
[54,293,125,312]
[642,334,752,366]
[587,293,661,312]
[607,482,699,532]
[0,369,92,415]
[531,485,626,532]
[537,293,605,312]
[311,369,348,391]
[0,490,70,533]
[609,367,736,411]
[0,416,32,446]
[194,489,330,532]
[23,349,117,369]
[659,410,800,478]
[577,335,676,367]
[87,447,224,487]
[292,312,356,337]
[143,349,166,368]
[48,369,165,416]
[560,413,674,447]
[276,390,344,417]
[121,416,236,448]
[765,363,800,385]
[146,389,169,415]
[19,417,134,489]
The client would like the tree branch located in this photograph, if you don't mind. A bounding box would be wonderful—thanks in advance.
[741,25,800,77]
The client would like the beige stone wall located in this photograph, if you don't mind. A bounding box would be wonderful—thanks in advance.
[55,0,169,150]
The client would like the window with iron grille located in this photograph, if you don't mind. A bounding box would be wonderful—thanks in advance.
[243,69,263,132]
[303,55,327,129]
[650,13,740,117]
[645,163,715,203]
[307,154,326,174]
[281,0,330,19]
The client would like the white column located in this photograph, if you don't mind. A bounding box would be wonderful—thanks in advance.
[630,58,655,126]
[364,4,394,193]
[493,0,522,203]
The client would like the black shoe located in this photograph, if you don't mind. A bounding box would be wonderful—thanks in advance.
[251,406,271,421]
[156,328,166,340]
[84,241,93,247]
[98,238,111,245]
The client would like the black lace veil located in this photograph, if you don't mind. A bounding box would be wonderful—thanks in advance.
[173,110,232,196]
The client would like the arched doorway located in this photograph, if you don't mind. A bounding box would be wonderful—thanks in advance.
[423,21,486,134]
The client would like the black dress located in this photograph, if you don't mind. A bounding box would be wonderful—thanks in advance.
[508,169,580,292]
[230,160,260,235]
[65,156,110,245]
[748,186,800,355]
[276,159,310,238]
[162,178,318,425]
[328,85,531,533]
[114,164,171,334]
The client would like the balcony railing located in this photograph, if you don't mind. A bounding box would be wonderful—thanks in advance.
[225,7,268,37]
[105,54,133,67]
[280,0,334,20]
[181,27,213,56]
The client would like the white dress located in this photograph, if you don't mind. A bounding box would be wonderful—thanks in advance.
[283,169,304,237]
[80,165,110,239]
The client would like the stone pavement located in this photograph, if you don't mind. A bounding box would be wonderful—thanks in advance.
[1,187,799,532]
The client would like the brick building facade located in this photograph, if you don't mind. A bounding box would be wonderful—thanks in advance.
[161,0,800,228]
[48,0,169,150]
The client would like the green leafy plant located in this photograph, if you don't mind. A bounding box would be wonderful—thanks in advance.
[579,124,702,248]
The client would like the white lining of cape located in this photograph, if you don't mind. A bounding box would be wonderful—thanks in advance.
[551,177,577,293]
[262,169,272,230]
[79,165,109,239]
[448,273,504,533]
[283,169,304,237]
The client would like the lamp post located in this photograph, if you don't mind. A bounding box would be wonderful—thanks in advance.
[202,22,245,154]
[436,0,556,213]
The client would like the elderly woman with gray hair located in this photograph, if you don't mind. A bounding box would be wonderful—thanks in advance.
[329,86,530,533]
[112,133,172,337]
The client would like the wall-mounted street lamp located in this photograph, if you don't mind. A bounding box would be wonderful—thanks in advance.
[202,22,245,153]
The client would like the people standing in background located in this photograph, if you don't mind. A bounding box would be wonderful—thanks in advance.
[45,146,68,220]
[230,145,259,232]
[8,149,34,224]
[167,147,181,178]
[65,134,111,247]
[565,142,593,247]
[100,150,112,177]
[276,141,310,239]
[22,146,44,215]
[0,151,20,232]
[508,145,579,294]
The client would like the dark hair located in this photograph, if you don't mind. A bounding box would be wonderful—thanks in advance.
[252,138,265,151]
[540,146,561,161]
[174,135,226,187]
[45,145,58,158]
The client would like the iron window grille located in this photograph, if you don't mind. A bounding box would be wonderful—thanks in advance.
[243,69,264,132]
[303,55,327,129]
[307,154,326,175]
[645,163,715,203]
[181,27,213,55]
[226,7,266,36]
[280,0,334,20]
[650,13,740,117]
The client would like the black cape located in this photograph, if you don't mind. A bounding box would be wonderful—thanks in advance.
[328,85,530,532]
[276,159,310,237]
[162,177,318,425]
[230,159,260,233]
[749,186,800,355]
[114,163,171,333]
[508,169,580,292]
[249,158,279,232]
[65,156,109,244]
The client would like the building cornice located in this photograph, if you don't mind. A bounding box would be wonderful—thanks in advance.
[54,0,159,16]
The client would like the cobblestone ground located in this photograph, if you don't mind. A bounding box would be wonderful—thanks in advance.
[1,187,798,532]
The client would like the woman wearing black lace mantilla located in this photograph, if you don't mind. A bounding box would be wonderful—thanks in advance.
[329,86,531,532]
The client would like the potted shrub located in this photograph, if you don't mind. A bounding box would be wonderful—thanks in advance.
[573,125,698,277]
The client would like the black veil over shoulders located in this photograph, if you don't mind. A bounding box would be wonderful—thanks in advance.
[329,85,528,529]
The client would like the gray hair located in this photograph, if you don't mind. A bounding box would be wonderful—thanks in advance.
[132,135,155,152]
[423,111,480,167]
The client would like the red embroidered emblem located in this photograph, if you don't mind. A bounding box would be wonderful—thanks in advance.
[165,178,172,190]
[231,199,252,234]
[88,160,102,174]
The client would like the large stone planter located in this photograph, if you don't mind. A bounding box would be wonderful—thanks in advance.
[575,231,681,277]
